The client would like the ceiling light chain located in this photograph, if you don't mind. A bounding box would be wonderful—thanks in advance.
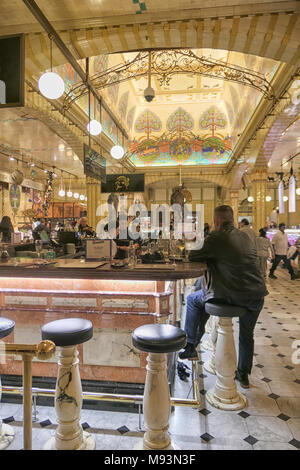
[38,35,65,99]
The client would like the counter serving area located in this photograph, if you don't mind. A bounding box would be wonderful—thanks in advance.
[0,257,205,395]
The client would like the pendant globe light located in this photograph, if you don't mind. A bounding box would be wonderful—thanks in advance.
[87,88,102,136]
[38,35,65,100]
[110,127,125,160]
[87,119,102,136]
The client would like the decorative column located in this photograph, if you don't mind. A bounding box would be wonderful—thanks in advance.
[251,167,268,233]
[86,176,101,232]
[229,190,239,226]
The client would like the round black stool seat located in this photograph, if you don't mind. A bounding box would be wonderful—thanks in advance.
[0,317,15,340]
[132,324,186,354]
[41,318,93,347]
[205,301,247,318]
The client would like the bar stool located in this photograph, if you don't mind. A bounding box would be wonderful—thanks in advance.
[0,317,15,449]
[204,302,247,411]
[203,316,218,375]
[132,323,186,450]
[41,318,95,450]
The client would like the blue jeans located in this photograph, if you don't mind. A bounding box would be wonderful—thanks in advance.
[184,289,264,375]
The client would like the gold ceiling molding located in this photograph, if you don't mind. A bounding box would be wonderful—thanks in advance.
[24,11,300,79]
[2,2,299,36]
[62,49,275,112]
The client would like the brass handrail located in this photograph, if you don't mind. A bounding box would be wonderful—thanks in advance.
[1,385,200,408]
[1,341,56,450]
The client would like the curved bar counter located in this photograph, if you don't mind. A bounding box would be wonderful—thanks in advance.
[0,258,205,388]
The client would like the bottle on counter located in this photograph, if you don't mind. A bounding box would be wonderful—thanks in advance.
[128,240,136,268]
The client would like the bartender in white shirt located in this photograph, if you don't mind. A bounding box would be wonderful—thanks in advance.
[269,223,298,280]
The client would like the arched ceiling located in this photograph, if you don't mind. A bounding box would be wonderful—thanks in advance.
[1,0,300,190]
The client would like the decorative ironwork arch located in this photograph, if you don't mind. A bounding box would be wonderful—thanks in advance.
[62,49,275,112]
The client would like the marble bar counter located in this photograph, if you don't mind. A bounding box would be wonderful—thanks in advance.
[0,258,205,387]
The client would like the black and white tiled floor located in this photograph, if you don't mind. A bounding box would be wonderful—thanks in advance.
[1,265,300,450]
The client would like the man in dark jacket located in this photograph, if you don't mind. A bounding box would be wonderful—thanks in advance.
[179,205,268,388]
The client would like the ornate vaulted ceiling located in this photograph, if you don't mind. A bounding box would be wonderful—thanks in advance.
[1,0,299,187]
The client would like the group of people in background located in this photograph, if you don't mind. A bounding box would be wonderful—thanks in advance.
[204,218,300,281]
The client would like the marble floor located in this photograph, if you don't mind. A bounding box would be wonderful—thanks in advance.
[1,265,300,451]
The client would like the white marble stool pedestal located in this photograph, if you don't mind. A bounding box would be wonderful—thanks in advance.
[201,316,215,351]
[203,316,218,375]
[132,324,187,450]
[204,304,247,411]
[41,318,95,450]
[0,374,14,449]
[0,316,15,449]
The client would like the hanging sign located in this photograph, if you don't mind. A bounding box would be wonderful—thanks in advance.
[101,174,145,193]
[289,174,296,213]
[278,180,284,214]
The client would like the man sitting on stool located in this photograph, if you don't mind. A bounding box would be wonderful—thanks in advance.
[179,205,268,388]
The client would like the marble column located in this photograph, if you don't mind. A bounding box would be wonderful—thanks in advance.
[251,168,268,233]
[229,190,239,226]
[86,176,101,233]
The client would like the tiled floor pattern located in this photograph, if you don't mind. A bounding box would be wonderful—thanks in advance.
[1,266,300,450]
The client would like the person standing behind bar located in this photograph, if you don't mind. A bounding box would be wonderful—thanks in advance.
[179,205,268,389]
[0,216,13,243]
[269,223,298,280]
[256,228,274,278]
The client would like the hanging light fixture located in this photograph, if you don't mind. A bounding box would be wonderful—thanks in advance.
[87,119,102,136]
[38,35,65,100]
[58,171,65,197]
[111,127,124,160]
[67,177,73,198]
[74,192,79,199]
[87,87,102,136]
[283,195,288,202]
[79,194,85,201]
[296,188,300,195]
[266,195,272,202]
[288,167,296,213]
[247,196,254,202]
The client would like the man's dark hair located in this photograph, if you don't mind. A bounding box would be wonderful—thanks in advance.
[241,218,250,225]
[279,222,286,228]
[214,205,234,223]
